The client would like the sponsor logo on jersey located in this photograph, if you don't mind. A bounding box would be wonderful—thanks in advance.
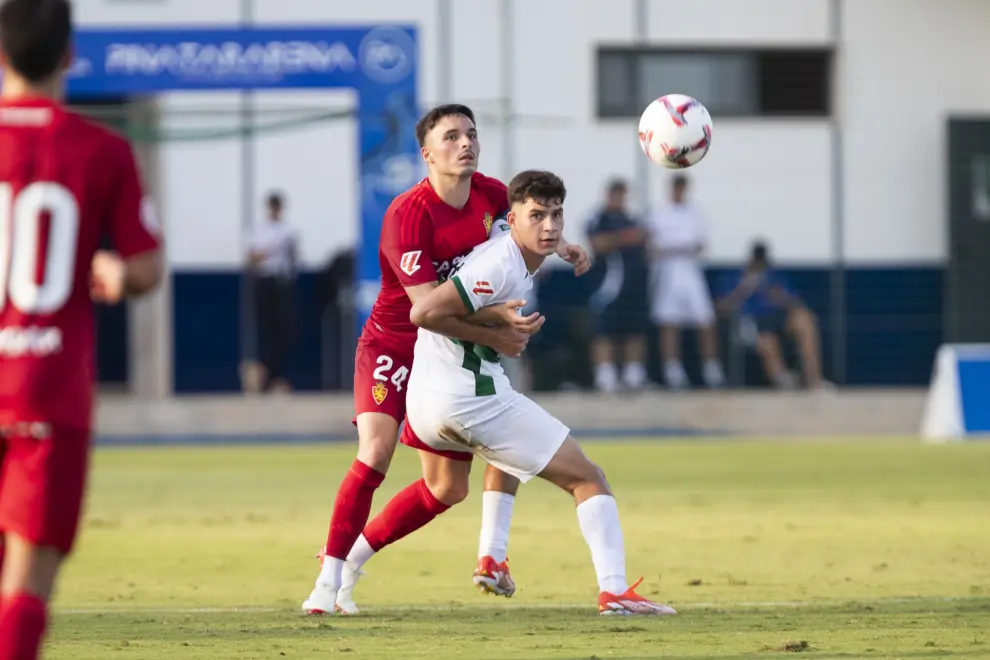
[400,250,422,276]
[473,281,494,295]
[483,212,493,235]
[372,381,388,405]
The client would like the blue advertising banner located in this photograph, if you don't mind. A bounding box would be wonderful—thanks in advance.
[68,25,420,330]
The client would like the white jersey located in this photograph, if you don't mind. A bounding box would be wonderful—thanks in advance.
[410,234,534,397]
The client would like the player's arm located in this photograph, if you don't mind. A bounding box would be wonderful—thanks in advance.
[94,140,164,303]
[408,260,537,356]
[405,281,541,351]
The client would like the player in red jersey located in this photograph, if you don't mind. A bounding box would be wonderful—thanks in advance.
[0,1,163,657]
[303,104,590,614]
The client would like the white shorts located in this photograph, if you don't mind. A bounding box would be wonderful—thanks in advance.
[651,263,715,327]
[405,386,570,483]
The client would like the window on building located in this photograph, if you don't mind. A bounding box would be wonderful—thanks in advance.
[596,47,832,119]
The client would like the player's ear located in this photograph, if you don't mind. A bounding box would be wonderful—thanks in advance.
[60,41,75,72]
[506,210,517,227]
[420,146,431,163]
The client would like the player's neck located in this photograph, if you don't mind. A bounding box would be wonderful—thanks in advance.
[0,74,63,102]
[428,172,472,210]
[510,234,547,274]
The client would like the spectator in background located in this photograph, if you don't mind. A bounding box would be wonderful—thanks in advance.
[246,191,298,393]
[717,240,827,389]
[647,175,724,389]
[586,179,651,392]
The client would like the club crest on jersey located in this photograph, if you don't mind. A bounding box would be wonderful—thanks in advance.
[372,381,388,405]
[473,281,494,295]
[483,212,493,235]
[400,250,422,276]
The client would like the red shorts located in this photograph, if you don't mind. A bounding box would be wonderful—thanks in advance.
[0,424,90,554]
[399,416,473,462]
[352,335,414,424]
[352,335,473,462]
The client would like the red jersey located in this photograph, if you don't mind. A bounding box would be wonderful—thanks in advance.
[0,97,161,430]
[367,172,508,349]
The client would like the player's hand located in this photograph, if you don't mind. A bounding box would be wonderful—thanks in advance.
[500,300,545,336]
[490,325,531,358]
[557,242,591,276]
[90,250,127,304]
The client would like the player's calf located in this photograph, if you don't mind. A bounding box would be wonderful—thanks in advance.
[0,535,64,659]
[537,437,675,616]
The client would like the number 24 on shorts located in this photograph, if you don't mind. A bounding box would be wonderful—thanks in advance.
[373,355,409,392]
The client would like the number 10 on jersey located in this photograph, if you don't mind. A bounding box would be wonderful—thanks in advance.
[0,182,80,315]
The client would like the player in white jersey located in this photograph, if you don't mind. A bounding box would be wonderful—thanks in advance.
[401,170,677,615]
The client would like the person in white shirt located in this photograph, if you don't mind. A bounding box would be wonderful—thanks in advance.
[646,175,724,389]
[247,191,299,392]
[326,170,677,616]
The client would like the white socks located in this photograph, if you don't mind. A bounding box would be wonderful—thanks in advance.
[345,534,377,572]
[664,360,688,389]
[478,491,515,563]
[317,555,344,591]
[594,362,618,393]
[702,359,725,388]
[621,362,647,390]
[576,494,628,595]
[597,362,648,392]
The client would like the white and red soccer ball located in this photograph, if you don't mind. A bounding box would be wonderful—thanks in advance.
[638,94,713,169]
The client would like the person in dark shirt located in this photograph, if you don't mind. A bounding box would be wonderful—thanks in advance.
[717,241,827,389]
[586,180,651,392]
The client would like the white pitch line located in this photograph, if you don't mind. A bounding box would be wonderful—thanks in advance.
[54,596,969,616]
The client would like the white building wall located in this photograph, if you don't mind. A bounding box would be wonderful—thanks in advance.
[840,0,990,263]
[77,0,990,269]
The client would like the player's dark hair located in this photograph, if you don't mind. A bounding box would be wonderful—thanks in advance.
[267,191,285,210]
[507,170,567,208]
[0,0,73,84]
[672,174,689,190]
[415,104,476,147]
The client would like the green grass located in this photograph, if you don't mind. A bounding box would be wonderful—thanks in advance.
[48,438,990,659]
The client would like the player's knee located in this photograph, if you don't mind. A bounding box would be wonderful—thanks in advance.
[583,461,611,494]
[355,417,400,472]
[426,477,470,506]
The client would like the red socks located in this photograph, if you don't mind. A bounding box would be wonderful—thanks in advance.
[325,460,386,560]
[363,479,451,552]
[0,593,47,660]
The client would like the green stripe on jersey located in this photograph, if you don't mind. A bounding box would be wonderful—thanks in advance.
[450,339,501,364]
[451,276,475,314]
[460,341,497,396]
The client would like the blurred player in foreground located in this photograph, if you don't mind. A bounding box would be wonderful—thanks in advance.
[393,170,673,615]
[303,105,590,614]
[0,1,164,657]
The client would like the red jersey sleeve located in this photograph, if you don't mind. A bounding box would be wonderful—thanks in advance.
[106,136,162,258]
[381,196,439,287]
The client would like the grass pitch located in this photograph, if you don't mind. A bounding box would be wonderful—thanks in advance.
[49,438,990,659]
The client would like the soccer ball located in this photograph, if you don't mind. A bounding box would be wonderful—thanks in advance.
[637,94,713,169]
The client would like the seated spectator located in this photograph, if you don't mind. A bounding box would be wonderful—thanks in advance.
[717,241,827,389]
